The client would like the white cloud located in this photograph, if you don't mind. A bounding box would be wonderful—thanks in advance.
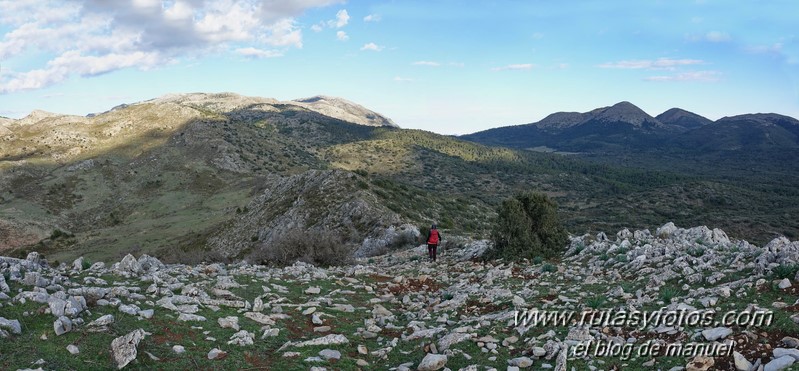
[705,31,731,43]
[333,9,349,28]
[449,62,465,67]
[491,63,534,71]
[336,30,348,41]
[363,14,381,22]
[235,47,284,58]
[360,42,383,51]
[311,23,323,32]
[393,76,413,82]
[644,70,721,82]
[412,61,440,67]
[0,0,342,93]
[598,58,704,70]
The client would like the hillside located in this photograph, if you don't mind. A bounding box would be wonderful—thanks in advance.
[1,94,798,265]
[0,223,797,370]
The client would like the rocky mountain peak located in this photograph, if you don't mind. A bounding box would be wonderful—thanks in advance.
[591,101,659,126]
[656,108,713,131]
[292,95,398,128]
[534,111,585,129]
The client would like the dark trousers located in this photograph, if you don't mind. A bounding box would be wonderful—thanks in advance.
[427,244,437,261]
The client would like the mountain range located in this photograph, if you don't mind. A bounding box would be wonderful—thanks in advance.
[1,93,798,264]
[461,101,799,153]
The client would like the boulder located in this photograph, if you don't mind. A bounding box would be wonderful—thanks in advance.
[111,329,146,369]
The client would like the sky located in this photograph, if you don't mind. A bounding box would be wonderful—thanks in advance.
[0,0,797,135]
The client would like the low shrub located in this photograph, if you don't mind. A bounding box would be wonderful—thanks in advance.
[249,228,354,267]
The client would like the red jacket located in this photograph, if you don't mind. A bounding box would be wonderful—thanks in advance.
[427,229,441,245]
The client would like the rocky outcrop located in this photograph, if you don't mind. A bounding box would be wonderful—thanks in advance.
[292,95,398,128]
[207,169,403,258]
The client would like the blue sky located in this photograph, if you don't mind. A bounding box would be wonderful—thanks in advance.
[0,0,797,134]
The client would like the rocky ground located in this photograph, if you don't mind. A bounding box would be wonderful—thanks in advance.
[1,222,798,370]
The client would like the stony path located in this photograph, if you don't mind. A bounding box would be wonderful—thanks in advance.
[0,222,798,370]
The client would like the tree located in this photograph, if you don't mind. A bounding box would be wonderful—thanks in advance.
[487,191,568,261]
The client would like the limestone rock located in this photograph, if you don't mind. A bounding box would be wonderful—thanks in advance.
[417,353,447,371]
[764,356,795,371]
[111,329,146,369]
[0,317,21,335]
[54,316,72,336]
[207,348,227,360]
[509,357,534,368]
[686,355,714,371]
[733,351,752,371]
[319,349,341,360]
[701,327,732,341]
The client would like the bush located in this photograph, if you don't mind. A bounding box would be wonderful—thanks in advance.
[771,263,799,280]
[249,228,354,267]
[486,191,568,261]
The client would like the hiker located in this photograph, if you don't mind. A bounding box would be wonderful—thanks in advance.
[426,224,442,261]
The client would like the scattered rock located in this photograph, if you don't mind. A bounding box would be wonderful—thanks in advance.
[686,355,715,371]
[701,327,732,341]
[417,353,447,371]
[0,317,22,334]
[319,349,341,360]
[53,316,72,336]
[207,348,227,360]
[218,316,240,330]
[66,344,80,355]
[764,356,795,371]
[733,351,752,371]
[111,328,146,369]
[509,356,534,368]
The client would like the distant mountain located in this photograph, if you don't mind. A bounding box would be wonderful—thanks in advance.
[462,101,677,152]
[675,113,799,151]
[462,102,799,154]
[656,108,713,131]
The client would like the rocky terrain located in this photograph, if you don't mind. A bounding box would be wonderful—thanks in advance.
[1,223,797,370]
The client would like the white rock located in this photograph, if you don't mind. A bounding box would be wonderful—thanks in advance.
[701,327,732,341]
[67,344,80,355]
[88,314,115,327]
[774,348,799,361]
[733,351,752,371]
[244,312,275,325]
[319,349,341,360]
[172,345,185,354]
[778,278,792,289]
[305,287,321,295]
[764,356,795,371]
[54,316,72,336]
[111,328,146,369]
[293,334,350,347]
[417,353,447,371]
[227,330,255,346]
[178,313,206,322]
[218,316,240,330]
[207,348,226,360]
[509,357,534,368]
[0,317,22,334]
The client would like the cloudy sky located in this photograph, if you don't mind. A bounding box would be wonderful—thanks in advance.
[0,0,797,134]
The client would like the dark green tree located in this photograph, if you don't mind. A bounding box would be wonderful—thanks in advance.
[487,191,568,261]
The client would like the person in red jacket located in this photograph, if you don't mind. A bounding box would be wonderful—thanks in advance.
[426,224,442,262]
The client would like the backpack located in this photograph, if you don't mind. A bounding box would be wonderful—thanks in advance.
[428,229,439,245]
